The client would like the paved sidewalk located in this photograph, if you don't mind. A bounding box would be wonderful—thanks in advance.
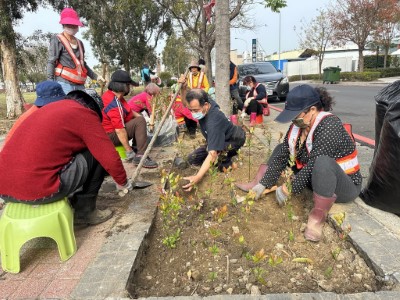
[1,100,400,299]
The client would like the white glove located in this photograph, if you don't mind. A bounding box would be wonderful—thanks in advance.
[97,75,106,83]
[251,183,266,200]
[244,97,253,107]
[275,185,289,206]
[116,180,133,191]
[241,111,247,119]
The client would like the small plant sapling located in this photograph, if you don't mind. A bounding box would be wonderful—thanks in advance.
[208,271,218,282]
[212,205,228,223]
[253,266,268,285]
[209,244,220,256]
[252,248,267,264]
[331,247,341,260]
[268,253,283,267]
[324,266,333,279]
[162,228,181,249]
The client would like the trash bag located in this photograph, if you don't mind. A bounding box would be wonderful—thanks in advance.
[147,115,178,147]
[360,97,400,214]
[373,80,400,154]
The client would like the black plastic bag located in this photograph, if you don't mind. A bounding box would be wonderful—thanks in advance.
[373,80,400,154]
[360,96,400,214]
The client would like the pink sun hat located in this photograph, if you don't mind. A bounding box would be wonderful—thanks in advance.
[59,8,84,27]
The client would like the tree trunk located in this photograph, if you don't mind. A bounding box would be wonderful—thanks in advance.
[204,49,213,86]
[358,48,364,72]
[384,47,389,69]
[214,0,230,116]
[0,37,24,119]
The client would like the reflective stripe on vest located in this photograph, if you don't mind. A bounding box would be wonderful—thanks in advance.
[246,83,268,105]
[287,112,360,174]
[189,72,205,89]
[54,34,88,85]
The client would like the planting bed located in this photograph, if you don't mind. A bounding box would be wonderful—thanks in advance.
[129,130,385,298]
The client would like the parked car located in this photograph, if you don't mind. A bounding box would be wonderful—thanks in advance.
[237,62,289,102]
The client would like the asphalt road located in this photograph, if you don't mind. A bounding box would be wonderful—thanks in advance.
[272,82,387,143]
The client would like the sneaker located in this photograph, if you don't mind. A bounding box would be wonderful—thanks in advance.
[74,208,113,226]
[133,155,159,169]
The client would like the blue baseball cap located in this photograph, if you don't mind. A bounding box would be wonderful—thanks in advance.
[275,84,320,123]
[34,81,66,107]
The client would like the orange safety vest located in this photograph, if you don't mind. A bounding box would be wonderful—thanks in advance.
[188,72,205,89]
[246,83,268,106]
[54,34,88,85]
[287,112,360,175]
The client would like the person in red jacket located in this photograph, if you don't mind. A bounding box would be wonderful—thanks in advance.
[127,83,160,115]
[102,70,158,168]
[0,91,132,225]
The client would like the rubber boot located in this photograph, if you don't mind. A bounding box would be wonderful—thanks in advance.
[230,115,238,125]
[250,112,257,126]
[256,114,263,124]
[304,192,337,242]
[235,164,268,192]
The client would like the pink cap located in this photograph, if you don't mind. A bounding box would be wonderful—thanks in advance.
[59,8,83,27]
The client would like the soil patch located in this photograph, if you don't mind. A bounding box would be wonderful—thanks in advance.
[129,130,384,297]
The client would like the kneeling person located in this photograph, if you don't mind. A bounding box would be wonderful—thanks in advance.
[181,88,246,191]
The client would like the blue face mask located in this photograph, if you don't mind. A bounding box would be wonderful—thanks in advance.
[192,111,205,120]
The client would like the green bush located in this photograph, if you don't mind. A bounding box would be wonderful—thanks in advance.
[365,67,400,78]
[289,71,381,82]
[340,71,380,81]
[288,74,321,82]
[364,55,391,69]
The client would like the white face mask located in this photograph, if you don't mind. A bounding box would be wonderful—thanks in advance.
[64,27,79,36]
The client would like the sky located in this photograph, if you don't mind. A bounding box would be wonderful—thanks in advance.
[15,0,333,68]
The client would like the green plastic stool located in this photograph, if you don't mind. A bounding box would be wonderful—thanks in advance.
[0,197,77,273]
[115,145,127,159]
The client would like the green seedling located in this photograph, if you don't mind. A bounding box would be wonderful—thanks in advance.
[209,227,222,238]
[162,228,181,249]
[288,230,295,242]
[238,235,245,244]
[324,266,333,279]
[252,248,267,264]
[331,247,341,260]
[268,253,283,267]
[253,266,268,285]
[209,244,220,256]
[243,251,252,261]
[208,271,218,281]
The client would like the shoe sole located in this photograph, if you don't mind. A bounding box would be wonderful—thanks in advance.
[74,211,114,226]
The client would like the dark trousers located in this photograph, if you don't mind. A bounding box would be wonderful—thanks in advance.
[185,117,197,135]
[108,116,148,154]
[188,127,246,170]
[231,88,244,114]
[4,150,106,215]
[265,144,361,203]
[245,99,263,115]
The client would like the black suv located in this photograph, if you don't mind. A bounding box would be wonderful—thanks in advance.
[237,62,289,101]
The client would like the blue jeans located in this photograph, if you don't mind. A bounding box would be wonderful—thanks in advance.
[57,80,85,94]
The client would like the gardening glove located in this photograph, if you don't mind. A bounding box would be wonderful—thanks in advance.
[275,185,289,207]
[251,183,266,200]
[97,75,106,83]
[116,180,133,192]
[241,111,247,119]
[244,97,253,107]
[125,150,136,162]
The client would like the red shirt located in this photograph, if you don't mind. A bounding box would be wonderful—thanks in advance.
[172,96,197,124]
[0,100,127,201]
[128,91,152,113]
[101,90,134,133]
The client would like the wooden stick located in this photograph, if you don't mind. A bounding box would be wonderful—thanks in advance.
[131,67,190,182]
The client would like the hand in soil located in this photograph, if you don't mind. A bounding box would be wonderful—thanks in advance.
[182,175,198,191]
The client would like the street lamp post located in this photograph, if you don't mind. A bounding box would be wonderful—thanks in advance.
[235,37,249,63]
[278,12,281,71]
